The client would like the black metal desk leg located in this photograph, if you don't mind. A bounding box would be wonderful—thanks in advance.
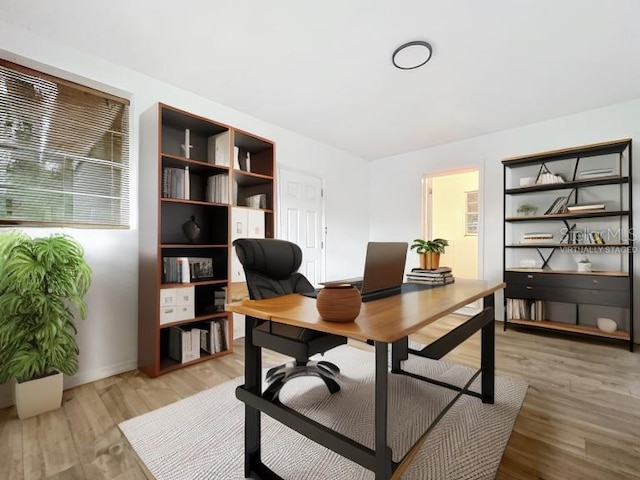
[481,294,495,404]
[391,337,408,372]
[244,318,263,476]
[375,342,393,479]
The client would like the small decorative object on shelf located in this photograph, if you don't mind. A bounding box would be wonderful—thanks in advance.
[516,203,538,216]
[316,284,362,322]
[181,128,193,159]
[597,317,617,333]
[181,215,201,243]
[576,256,591,272]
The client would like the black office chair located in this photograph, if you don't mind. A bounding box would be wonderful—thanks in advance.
[233,238,347,401]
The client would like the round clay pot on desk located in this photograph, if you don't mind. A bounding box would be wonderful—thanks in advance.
[316,284,362,322]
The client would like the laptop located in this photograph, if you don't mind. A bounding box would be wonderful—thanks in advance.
[304,241,409,302]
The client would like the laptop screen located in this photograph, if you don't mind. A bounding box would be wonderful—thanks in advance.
[360,242,408,295]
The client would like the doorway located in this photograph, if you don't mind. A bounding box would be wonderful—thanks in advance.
[424,169,480,312]
[278,168,325,286]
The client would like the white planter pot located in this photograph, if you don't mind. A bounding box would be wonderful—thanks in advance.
[14,372,63,419]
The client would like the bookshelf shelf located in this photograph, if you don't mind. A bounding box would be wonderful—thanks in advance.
[139,103,276,377]
[507,318,631,340]
[502,139,634,351]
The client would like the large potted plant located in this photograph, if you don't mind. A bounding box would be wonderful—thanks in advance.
[0,231,91,419]
[410,238,449,270]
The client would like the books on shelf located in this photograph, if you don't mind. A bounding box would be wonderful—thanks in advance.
[520,232,554,244]
[162,167,190,200]
[168,326,201,363]
[566,203,605,212]
[507,299,545,321]
[578,168,614,179]
[543,196,570,215]
[245,194,266,209]
[207,131,230,166]
[206,173,229,203]
[200,319,229,353]
[163,257,214,283]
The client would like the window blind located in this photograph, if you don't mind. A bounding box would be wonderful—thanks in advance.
[0,60,130,228]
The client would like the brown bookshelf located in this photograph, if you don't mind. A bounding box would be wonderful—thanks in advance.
[138,103,276,376]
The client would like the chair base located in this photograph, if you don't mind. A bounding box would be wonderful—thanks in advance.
[263,360,341,402]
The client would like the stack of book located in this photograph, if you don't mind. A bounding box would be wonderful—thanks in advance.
[520,232,554,244]
[406,267,454,285]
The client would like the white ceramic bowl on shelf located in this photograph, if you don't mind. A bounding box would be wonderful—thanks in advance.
[596,317,617,333]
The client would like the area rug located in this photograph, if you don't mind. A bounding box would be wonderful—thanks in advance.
[119,345,527,479]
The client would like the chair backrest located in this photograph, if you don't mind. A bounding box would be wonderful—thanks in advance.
[233,238,314,300]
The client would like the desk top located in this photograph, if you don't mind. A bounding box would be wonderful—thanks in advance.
[226,279,505,343]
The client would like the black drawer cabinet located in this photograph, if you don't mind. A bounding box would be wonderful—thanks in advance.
[505,283,630,307]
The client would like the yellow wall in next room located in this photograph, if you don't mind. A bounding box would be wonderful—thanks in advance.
[432,170,478,279]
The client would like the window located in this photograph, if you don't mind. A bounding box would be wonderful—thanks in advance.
[0,60,130,228]
[465,190,478,235]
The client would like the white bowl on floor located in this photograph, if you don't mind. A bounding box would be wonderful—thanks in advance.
[597,317,617,333]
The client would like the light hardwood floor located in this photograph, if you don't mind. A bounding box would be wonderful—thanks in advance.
[1,316,639,479]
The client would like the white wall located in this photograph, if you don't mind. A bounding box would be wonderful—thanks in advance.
[0,21,369,408]
[370,99,640,342]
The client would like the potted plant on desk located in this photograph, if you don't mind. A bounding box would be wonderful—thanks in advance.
[0,231,91,419]
[410,238,449,270]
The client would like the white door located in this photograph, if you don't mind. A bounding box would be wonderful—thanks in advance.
[278,169,324,285]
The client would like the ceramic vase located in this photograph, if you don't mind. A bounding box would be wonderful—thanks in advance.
[316,284,362,322]
[181,215,201,243]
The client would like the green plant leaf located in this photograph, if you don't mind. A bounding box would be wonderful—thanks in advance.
[0,232,91,382]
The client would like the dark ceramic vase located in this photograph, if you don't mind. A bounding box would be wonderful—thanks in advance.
[181,215,201,243]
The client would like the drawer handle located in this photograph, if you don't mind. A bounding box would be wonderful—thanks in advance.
[526,285,533,290]
[591,290,599,295]
[527,275,533,279]
[592,279,599,284]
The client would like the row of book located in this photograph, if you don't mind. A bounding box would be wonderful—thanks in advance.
[162,167,190,199]
[167,319,229,363]
[406,267,455,285]
[507,298,545,321]
[163,257,214,283]
[206,173,230,203]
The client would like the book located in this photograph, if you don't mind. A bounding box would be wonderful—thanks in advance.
[406,271,453,280]
[578,168,614,179]
[520,232,554,244]
[406,275,454,285]
[566,203,605,212]
[167,327,200,363]
[207,131,230,166]
[411,267,452,274]
[543,196,569,215]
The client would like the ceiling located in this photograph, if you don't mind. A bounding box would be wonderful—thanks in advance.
[2,0,640,160]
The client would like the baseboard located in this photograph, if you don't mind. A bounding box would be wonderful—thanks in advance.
[0,360,138,410]
[63,360,139,390]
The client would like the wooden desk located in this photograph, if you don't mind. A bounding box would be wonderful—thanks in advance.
[227,279,505,479]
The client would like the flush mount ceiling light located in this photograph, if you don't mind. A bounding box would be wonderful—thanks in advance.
[392,40,433,70]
